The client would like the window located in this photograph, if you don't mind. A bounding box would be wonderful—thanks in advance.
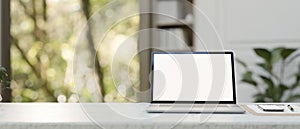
[8,0,140,102]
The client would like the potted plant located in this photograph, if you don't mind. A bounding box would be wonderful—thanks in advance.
[0,66,10,101]
[238,47,300,102]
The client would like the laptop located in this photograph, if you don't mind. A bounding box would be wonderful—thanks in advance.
[146,51,245,113]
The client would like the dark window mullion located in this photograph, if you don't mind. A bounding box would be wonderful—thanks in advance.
[1,0,11,102]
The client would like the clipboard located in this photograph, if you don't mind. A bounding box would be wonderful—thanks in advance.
[257,104,284,112]
[242,104,300,116]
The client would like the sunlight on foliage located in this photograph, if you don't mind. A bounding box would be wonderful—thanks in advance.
[10,0,140,102]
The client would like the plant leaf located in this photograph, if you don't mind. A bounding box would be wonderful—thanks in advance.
[265,89,275,101]
[257,63,272,73]
[253,93,267,102]
[254,48,271,63]
[241,71,257,86]
[236,58,247,68]
[277,84,288,101]
[281,48,297,60]
[241,79,257,86]
[0,66,8,82]
[270,47,284,64]
[0,67,7,72]
[259,75,275,88]
[291,64,300,89]
[259,75,276,100]
[257,63,280,80]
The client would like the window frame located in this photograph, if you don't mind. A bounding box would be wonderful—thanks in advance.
[1,0,12,102]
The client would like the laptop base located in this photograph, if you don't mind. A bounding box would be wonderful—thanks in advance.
[147,104,245,114]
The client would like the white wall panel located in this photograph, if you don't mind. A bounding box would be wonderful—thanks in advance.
[195,0,300,102]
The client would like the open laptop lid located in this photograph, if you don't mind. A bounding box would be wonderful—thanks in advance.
[150,51,237,104]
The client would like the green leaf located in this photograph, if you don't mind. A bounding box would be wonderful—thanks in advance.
[277,84,288,101]
[259,75,275,88]
[241,71,257,86]
[281,48,297,60]
[291,64,300,89]
[0,66,7,72]
[253,93,266,102]
[241,79,257,86]
[265,89,274,101]
[236,58,247,68]
[257,63,280,80]
[279,84,288,92]
[270,47,284,64]
[0,66,8,83]
[254,48,271,62]
[285,95,300,102]
[259,75,276,100]
[257,63,272,73]
[0,67,7,76]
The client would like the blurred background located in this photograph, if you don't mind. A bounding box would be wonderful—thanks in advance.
[1,0,300,103]
[9,0,139,102]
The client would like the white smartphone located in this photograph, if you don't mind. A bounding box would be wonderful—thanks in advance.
[257,105,284,112]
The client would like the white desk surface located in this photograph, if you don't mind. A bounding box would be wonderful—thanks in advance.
[0,103,299,129]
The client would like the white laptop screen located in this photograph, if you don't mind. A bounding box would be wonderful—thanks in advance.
[152,52,235,102]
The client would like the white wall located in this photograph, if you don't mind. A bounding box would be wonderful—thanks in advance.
[194,0,300,102]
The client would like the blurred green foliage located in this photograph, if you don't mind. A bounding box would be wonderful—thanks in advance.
[238,47,300,102]
[0,66,10,88]
[10,0,139,102]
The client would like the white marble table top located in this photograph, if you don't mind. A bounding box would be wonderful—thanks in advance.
[0,103,299,129]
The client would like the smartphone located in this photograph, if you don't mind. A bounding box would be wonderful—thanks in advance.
[257,105,284,112]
